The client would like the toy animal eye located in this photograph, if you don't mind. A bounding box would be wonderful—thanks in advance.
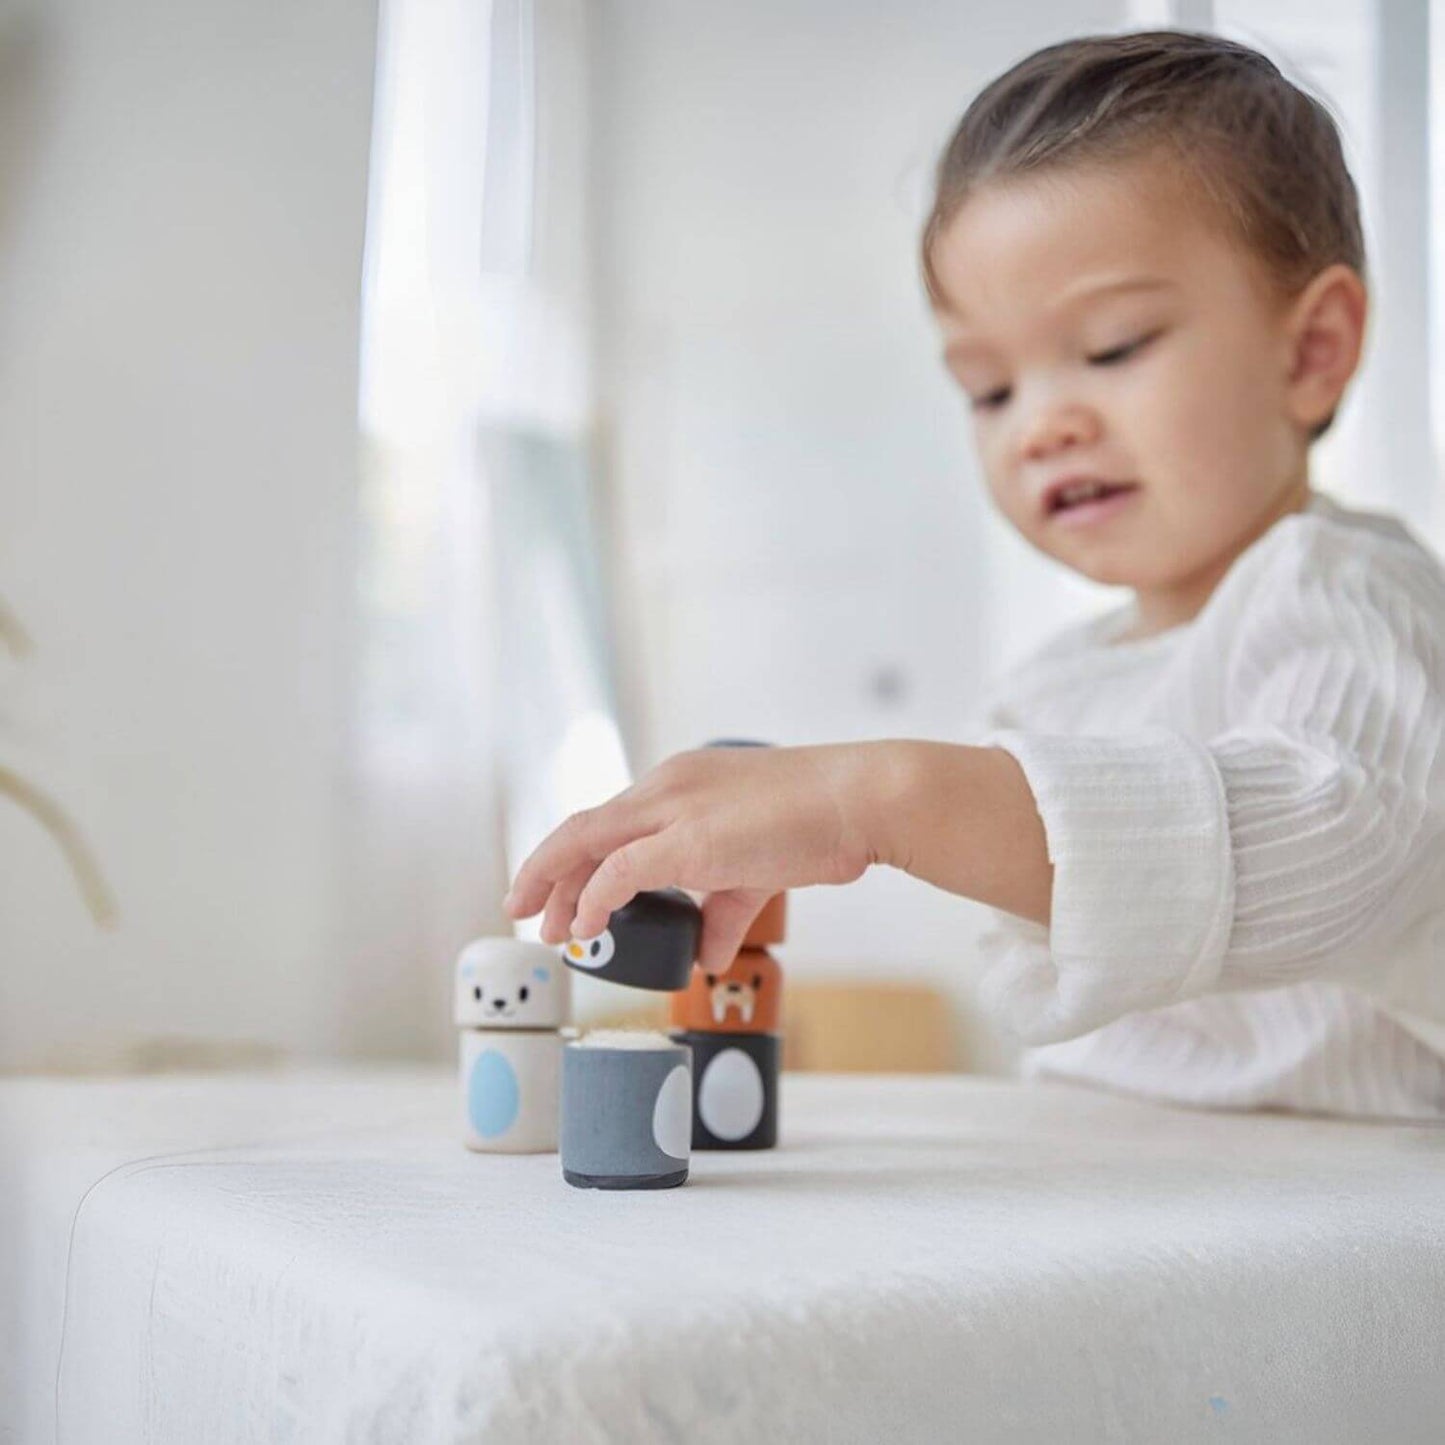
[473,986,482,1001]
[562,929,615,969]
[705,974,717,987]
[518,985,529,1002]
[752,975,762,989]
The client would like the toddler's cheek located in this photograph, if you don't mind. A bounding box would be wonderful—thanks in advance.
[981,473,1039,545]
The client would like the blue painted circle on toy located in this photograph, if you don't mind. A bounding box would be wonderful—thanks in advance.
[468,1048,521,1138]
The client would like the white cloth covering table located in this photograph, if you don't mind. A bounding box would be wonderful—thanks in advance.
[3,1068,1444,1444]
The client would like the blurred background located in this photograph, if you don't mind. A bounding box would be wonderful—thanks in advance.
[0,0,1440,1076]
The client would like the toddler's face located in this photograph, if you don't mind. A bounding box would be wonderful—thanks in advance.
[930,151,1311,620]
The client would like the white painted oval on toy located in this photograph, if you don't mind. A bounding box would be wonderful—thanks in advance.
[698,1047,765,1141]
[651,1063,692,1160]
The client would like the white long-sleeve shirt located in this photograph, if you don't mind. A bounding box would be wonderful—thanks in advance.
[974,491,1445,1120]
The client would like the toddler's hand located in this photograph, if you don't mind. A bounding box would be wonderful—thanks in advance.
[503,743,883,971]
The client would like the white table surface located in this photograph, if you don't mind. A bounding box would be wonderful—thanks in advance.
[3,1068,1444,1445]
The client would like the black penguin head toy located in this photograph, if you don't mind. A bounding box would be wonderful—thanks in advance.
[559,888,702,992]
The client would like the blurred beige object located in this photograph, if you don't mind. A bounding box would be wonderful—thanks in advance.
[782,982,961,1073]
[587,979,963,1074]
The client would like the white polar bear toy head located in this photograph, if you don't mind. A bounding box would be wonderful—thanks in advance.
[455,938,572,1029]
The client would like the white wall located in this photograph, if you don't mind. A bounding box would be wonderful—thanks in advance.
[590,0,1119,1069]
[0,0,377,1069]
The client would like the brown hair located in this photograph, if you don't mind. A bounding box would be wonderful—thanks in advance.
[921,30,1366,437]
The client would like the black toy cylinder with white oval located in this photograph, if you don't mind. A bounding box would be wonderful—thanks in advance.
[561,1032,693,1189]
[673,1028,779,1150]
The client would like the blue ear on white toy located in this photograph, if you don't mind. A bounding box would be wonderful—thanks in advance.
[533,966,550,982]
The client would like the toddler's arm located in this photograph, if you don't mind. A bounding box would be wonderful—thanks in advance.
[976,523,1445,1045]
[504,740,1053,971]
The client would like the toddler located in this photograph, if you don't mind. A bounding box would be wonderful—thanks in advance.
[507,30,1445,1120]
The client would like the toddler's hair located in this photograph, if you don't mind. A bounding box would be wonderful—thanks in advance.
[921,30,1365,439]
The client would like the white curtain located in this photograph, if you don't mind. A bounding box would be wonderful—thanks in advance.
[350,0,621,1057]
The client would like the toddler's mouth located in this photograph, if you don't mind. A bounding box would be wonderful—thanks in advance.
[1043,478,1140,521]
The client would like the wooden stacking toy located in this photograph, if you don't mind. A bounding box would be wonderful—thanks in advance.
[561,1031,692,1189]
[557,889,704,1188]
[455,937,571,1153]
[669,891,786,1151]
[669,942,782,1034]
[560,887,701,992]
[684,1029,780,1150]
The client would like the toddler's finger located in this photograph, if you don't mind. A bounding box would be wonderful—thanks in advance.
[539,864,596,945]
[505,802,654,918]
[696,889,770,974]
[569,834,678,939]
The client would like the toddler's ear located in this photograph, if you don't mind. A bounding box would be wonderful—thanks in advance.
[1284,263,1367,433]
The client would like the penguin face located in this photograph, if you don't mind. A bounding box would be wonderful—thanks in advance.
[559,890,702,992]
[562,930,617,971]
[455,938,571,1028]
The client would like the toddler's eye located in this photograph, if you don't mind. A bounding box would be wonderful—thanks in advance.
[971,385,1011,413]
[1087,331,1157,367]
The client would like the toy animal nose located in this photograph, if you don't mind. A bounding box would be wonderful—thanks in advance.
[490,998,507,1010]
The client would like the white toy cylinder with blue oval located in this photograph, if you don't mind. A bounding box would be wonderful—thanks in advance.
[460,1027,562,1154]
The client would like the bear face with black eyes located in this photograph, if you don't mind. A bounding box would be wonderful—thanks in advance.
[455,938,571,1029]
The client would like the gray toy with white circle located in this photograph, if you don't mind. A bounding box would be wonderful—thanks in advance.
[455,937,572,1153]
[560,1032,693,1189]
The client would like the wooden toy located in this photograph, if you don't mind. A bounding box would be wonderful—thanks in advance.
[560,888,701,992]
[673,1029,779,1150]
[455,938,571,1029]
[668,947,782,1034]
[659,816,785,1148]
[459,1027,564,1153]
[560,1031,692,1189]
[456,937,572,1154]
[742,891,787,947]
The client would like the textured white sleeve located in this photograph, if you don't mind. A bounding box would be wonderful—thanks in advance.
[978,523,1445,1045]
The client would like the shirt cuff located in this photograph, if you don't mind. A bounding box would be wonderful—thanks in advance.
[977,728,1237,1043]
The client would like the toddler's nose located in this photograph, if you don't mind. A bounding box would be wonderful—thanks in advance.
[1018,396,1100,464]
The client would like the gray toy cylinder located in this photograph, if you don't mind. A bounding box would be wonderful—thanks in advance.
[561,1036,693,1189]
